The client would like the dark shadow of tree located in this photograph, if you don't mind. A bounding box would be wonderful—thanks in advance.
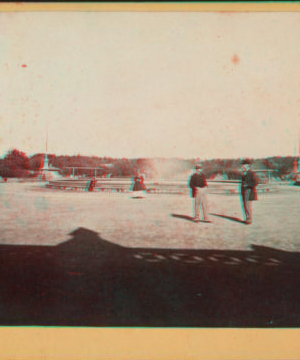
[0,227,300,327]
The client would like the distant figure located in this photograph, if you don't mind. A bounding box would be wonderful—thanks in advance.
[88,178,97,192]
[240,159,259,224]
[189,164,210,222]
[131,170,147,198]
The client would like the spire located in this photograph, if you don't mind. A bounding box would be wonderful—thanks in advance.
[44,153,49,170]
[298,134,300,173]
[294,133,300,174]
[42,122,49,170]
[46,121,48,153]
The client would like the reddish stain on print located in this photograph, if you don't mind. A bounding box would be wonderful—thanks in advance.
[21,64,27,68]
[232,54,240,65]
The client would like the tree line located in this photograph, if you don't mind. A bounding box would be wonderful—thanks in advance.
[0,148,298,180]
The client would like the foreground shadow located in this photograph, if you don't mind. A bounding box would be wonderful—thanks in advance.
[171,214,195,222]
[1,228,300,327]
[211,213,245,224]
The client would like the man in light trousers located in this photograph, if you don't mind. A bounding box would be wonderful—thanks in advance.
[189,164,210,222]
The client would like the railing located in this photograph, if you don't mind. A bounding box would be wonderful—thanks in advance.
[46,178,279,194]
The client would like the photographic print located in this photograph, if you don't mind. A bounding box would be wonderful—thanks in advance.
[0,2,300,359]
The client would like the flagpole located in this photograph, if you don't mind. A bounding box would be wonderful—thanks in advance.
[46,122,48,154]
[43,122,49,172]
[298,133,300,173]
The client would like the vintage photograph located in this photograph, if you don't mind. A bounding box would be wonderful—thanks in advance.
[0,8,300,333]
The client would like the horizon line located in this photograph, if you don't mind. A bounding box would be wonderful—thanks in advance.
[1,150,299,162]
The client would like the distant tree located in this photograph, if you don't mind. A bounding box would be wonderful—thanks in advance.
[276,156,296,178]
[29,153,45,170]
[0,149,30,177]
[224,159,233,169]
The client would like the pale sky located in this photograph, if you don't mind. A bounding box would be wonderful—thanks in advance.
[0,11,299,159]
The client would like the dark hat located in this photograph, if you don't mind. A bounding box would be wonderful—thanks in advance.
[241,159,251,165]
[195,164,202,169]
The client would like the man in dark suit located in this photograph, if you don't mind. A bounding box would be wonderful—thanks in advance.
[240,159,259,224]
[189,164,210,222]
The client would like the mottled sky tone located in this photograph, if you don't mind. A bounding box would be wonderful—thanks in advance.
[1,11,299,159]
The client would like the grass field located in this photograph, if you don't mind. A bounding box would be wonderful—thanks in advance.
[0,181,299,327]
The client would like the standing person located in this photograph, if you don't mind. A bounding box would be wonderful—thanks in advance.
[131,169,147,198]
[189,164,210,222]
[240,159,259,224]
[87,178,97,192]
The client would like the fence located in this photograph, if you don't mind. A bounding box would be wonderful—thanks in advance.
[46,178,278,195]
